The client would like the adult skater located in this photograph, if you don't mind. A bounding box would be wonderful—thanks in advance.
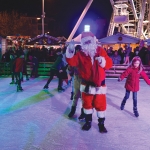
[66,31,112,133]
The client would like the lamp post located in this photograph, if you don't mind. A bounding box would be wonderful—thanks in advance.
[41,0,45,35]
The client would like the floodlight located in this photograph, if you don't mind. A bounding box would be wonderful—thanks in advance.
[84,25,90,32]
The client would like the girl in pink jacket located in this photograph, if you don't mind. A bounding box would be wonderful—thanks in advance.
[118,56,150,117]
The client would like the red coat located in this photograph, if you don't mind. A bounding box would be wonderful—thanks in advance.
[66,47,112,86]
[15,58,24,72]
[120,67,150,92]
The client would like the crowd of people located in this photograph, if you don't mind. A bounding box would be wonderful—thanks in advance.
[1,46,62,63]
[1,32,150,134]
[106,41,150,65]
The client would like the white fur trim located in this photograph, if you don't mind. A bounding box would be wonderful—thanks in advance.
[66,46,75,58]
[97,111,106,118]
[91,56,94,65]
[80,84,107,94]
[81,36,96,45]
[83,108,93,114]
[100,57,106,68]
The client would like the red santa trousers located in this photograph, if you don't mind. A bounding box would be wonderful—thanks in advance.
[80,84,107,118]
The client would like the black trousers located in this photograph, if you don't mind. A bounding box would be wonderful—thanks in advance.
[15,72,22,87]
[46,69,62,88]
[31,65,38,77]
[11,71,17,81]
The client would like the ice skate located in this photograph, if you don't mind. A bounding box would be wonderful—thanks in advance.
[57,86,65,92]
[133,107,139,117]
[10,81,15,84]
[17,86,23,92]
[68,106,76,118]
[98,118,107,133]
[78,108,85,120]
[82,114,92,131]
[43,84,49,89]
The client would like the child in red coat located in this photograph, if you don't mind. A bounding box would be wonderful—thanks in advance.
[118,56,150,117]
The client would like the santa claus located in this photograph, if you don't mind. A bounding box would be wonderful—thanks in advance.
[66,31,112,133]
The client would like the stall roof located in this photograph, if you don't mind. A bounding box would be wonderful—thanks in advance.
[26,34,59,45]
[99,33,140,44]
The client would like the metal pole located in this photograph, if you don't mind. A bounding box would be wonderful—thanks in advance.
[42,0,45,35]
[129,0,138,21]
[137,0,146,38]
[67,0,93,42]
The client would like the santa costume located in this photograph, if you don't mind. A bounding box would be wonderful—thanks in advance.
[66,31,112,133]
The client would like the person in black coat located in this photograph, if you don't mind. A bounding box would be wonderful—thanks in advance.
[29,55,39,78]
[9,53,17,84]
[43,51,65,91]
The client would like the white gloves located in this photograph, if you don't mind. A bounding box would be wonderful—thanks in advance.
[66,41,75,58]
[95,56,102,63]
[95,56,106,68]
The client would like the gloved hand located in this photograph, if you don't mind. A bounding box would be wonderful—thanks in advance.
[66,40,75,58]
[95,56,102,64]
[68,40,75,53]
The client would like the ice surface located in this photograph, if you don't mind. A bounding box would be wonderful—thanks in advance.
[0,77,150,150]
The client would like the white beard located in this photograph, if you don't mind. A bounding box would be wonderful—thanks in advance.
[82,43,97,57]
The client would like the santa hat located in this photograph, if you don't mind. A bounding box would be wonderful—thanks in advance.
[81,31,96,44]
[81,32,94,39]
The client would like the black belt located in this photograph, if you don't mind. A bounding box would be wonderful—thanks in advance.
[82,79,105,93]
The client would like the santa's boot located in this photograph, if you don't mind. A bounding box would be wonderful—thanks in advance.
[120,99,126,110]
[70,92,74,100]
[78,108,85,120]
[82,114,92,131]
[68,106,76,118]
[133,107,139,117]
[98,118,107,133]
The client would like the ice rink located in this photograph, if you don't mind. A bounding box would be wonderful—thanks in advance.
[0,77,150,150]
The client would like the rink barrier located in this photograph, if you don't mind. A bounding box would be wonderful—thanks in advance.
[1,62,150,78]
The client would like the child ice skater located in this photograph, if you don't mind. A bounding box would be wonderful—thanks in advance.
[118,56,150,117]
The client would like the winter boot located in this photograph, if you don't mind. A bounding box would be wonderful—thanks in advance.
[43,84,49,89]
[82,114,92,131]
[68,106,76,118]
[98,118,107,133]
[120,100,126,110]
[78,108,85,120]
[70,92,74,100]
[133,107,139,117]
[58,86,65,92]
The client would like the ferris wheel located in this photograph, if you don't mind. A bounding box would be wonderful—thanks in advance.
[108,0,150,39]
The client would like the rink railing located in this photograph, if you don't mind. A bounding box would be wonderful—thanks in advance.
[1,62,150,78]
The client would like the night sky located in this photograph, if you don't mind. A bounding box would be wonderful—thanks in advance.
[0,0,112,38]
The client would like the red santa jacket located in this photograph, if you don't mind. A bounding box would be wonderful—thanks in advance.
[120,67,150,92]
[15,58,24,72]
[66,46,112,87]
